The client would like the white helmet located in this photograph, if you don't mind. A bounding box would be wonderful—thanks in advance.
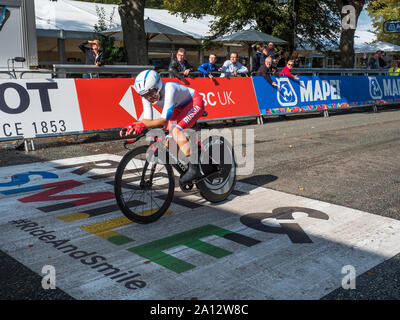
[133,69,162,96]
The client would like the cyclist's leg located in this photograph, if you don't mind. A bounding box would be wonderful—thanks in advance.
[174,93,204,152]
[167,92,205,183]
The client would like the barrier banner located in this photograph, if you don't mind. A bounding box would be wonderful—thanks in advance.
[252,75,400,115]
[76,77,260,131]
[0,79,83,139]
[2,76,399,140]
[163,77,260,120]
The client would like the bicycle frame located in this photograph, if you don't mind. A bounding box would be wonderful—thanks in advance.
[124,131,218,186]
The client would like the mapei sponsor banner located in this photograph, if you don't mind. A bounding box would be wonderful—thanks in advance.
[252,75,400,115]
[75,77,260,131]
[0,79,83,139]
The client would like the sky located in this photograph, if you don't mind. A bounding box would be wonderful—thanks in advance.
[355,9,376,45]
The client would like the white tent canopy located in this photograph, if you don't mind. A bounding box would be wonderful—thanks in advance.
[35,0,214,39]
[102,18,200,45]
[355,41,400,53]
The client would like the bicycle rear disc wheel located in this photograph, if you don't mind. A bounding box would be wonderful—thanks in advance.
[197,136,236,203]
[114,145,175,224]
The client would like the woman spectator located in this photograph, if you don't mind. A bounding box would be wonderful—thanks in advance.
[78,39,104,78]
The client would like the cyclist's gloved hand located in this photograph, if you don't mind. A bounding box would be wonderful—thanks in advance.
[120,122,146,137]
[132,122,146,135]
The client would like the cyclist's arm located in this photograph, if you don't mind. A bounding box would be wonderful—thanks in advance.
[141,118,166,128]
[141,104,171,128]
[140,98,167,128]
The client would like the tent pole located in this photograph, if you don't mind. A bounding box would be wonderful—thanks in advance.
[57,30,66,64]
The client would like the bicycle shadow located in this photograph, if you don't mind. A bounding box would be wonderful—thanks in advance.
[172,174,278,200]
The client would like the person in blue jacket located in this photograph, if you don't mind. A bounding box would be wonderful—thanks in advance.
[197,53,222,79]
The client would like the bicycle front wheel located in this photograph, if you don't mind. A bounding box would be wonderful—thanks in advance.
[114,145,175,224]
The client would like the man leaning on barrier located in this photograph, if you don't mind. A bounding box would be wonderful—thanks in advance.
[257,56,278,87]
[197,53,222,79]
[220,52,248,78]
[168,48,194,83]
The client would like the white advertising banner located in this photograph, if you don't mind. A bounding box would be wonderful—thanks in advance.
[0,79,83,139]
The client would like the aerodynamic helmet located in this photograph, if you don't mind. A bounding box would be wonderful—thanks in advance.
[133,69,163,96]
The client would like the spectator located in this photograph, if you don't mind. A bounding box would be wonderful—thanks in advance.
[252,44,264,73]
[260,42,278,65]
[267,42,278,58]
[198,53,222,79]
[367,52,380,69]
[257,56,278,87]
[280,59,299,80]
[277,51,291,67]
[78,39,104,78]
[168,48,194,80]
[220,51,247,126]
[220,52,248,77]
[379,51,388,69]
[291,51,300,67]
[388,60,400,76]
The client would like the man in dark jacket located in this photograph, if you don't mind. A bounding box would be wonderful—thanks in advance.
[252,44,263,74]
[168,48,194,80]
[78,40,104,78]
[257,56,278,87]
[367,52,380,70]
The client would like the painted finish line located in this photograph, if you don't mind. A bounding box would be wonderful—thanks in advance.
[0,153,399,299]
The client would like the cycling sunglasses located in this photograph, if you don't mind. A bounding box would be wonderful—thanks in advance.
[140,88,159,99]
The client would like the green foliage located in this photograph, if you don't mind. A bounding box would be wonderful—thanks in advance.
[75,0,164,8]
[76,0,121,4]
[367,0,400,44]
[163,0,341,51]
[93,6,125,64]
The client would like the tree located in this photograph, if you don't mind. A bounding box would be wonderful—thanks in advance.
[75,0,164,65]
[336,1,366,68]
[118,0,148,65]
[367,0,400,44]
[76,0,165,9]
[93,6,125,64]
[163,0,340,52]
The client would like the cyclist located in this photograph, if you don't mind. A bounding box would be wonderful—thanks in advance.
[120,69,205,184]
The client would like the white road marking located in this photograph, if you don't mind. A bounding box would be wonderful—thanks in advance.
[0,154,399,299]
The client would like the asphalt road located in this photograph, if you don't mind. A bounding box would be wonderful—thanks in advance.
[1,105,399,300]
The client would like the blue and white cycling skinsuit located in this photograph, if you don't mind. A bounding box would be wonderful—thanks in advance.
[141,82,205,131]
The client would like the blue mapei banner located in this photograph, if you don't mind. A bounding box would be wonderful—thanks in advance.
[252,75,400,115]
